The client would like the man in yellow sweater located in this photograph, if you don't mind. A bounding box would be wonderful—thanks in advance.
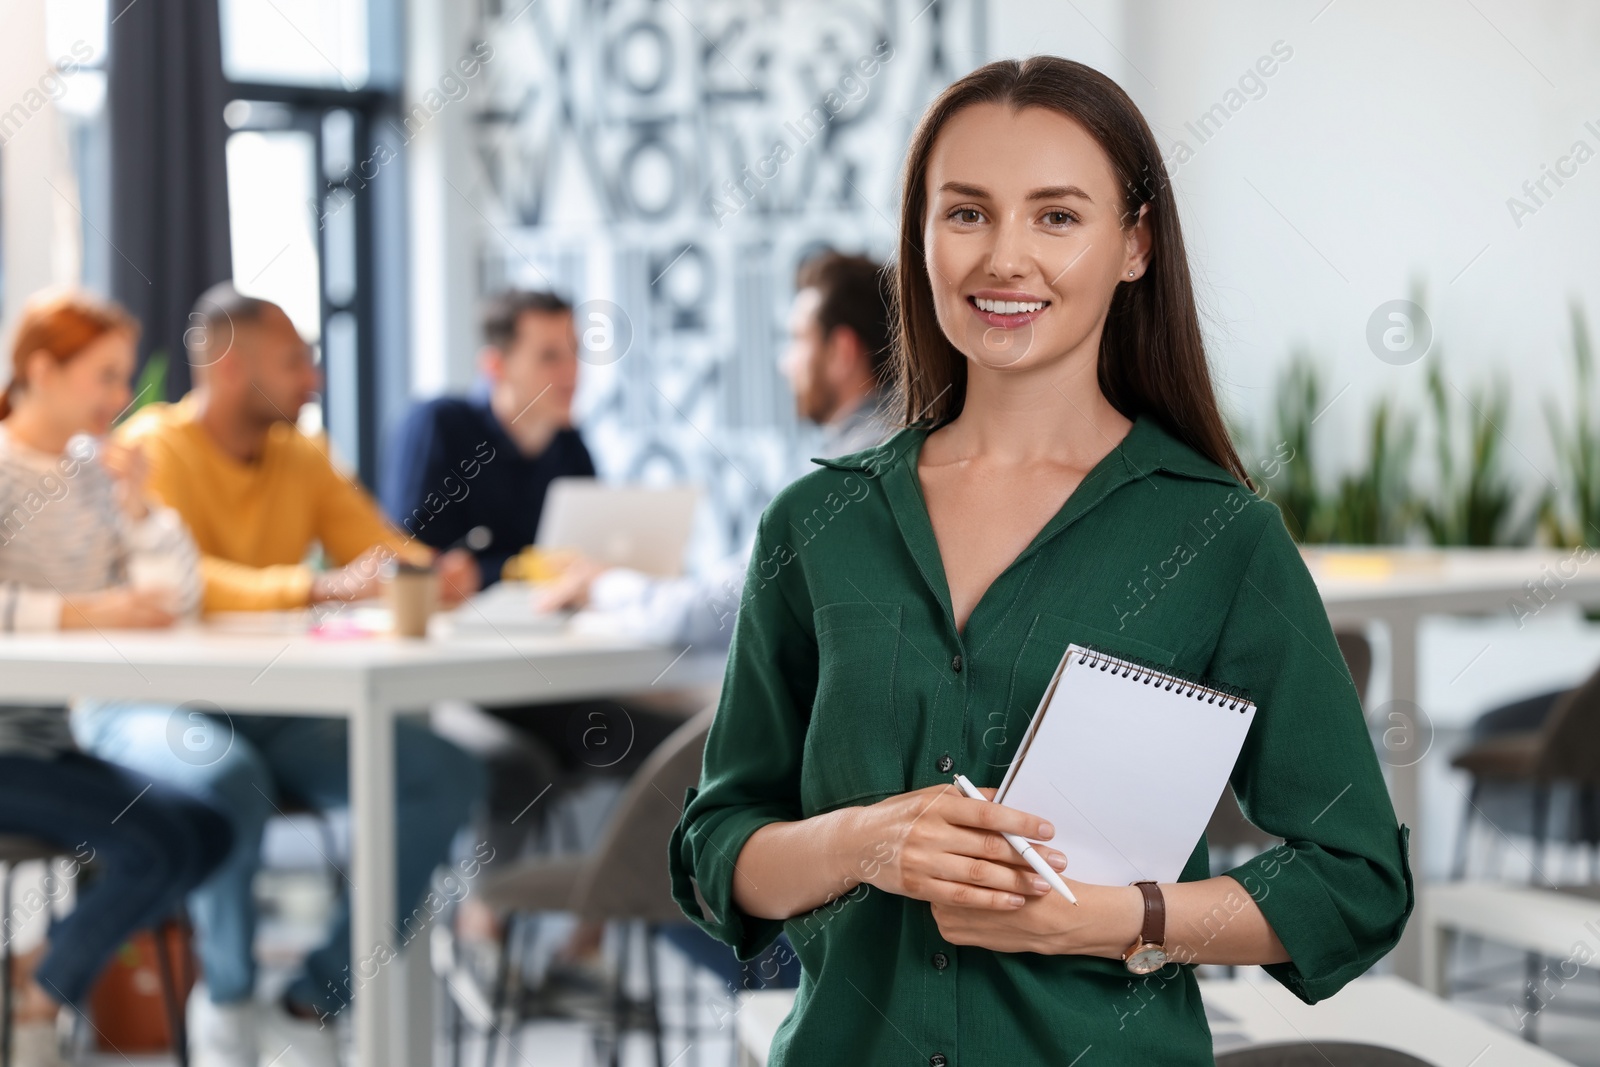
[76,285,486,1067]
[117,291,478,611]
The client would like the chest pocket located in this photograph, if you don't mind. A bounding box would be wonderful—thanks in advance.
[801,601,907,815]
[977,612,1180,772]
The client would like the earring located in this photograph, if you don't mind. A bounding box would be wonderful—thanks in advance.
[1128,270,1136,277]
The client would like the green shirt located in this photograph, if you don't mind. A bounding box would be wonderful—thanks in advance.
[668,414,1413,1066]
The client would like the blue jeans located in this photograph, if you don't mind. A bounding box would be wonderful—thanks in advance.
[0,751,232,1006]
[74,704,486,1015]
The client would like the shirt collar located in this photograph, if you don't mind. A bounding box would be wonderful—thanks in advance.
[810,413,1243,639]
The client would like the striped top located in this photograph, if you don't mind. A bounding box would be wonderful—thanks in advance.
[0,423,202,758]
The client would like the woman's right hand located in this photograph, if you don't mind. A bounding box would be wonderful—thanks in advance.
[853,784,1069,910]
[99,440,153,521]
[61,587,179,630]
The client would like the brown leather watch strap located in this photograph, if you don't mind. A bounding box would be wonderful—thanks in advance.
[1133,880,1165,947]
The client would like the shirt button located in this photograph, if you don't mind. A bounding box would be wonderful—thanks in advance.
[930,1055,948,1067]
[936,753,953,774]
[932,951,949,970]
[951,654,963,673]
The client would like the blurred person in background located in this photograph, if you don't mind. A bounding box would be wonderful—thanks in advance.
[380,289,595,591]
[380,290,601,913]
[118,284,475,611]
[0,290,230,1067]
[537,249,895,647]
[72,283,485,1067]
[457,250,893,995]
[459,252,892,780]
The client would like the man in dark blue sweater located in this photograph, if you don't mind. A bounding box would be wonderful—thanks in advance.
[381,290,595,593]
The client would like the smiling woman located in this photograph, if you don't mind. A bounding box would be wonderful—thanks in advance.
[669,56,1411,1067]
[892,63,1242,479]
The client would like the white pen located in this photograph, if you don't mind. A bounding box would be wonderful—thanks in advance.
[952,772,1079,906]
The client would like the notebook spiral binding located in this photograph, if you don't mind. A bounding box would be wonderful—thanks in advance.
[1075,645,1254,713]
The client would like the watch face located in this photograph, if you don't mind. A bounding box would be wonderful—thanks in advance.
[1124,946,1168,975]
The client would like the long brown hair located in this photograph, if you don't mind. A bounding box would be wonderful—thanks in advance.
[891,57,1249,485]
[0,290,139,421]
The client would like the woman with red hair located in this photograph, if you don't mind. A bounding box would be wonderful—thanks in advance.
[0,290,230,1066]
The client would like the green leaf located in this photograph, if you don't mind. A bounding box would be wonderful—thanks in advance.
[121,350,169,425]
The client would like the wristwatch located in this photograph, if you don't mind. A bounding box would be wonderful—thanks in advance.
[1122,880,1168,975]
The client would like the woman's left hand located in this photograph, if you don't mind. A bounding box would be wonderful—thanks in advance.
[930,880,1141,957]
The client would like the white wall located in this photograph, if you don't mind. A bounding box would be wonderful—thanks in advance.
[403,0,481,396]
[994,0,1600,491]
[0,0,80,353]
[408,0,1600,494]
[988,0,1131,85]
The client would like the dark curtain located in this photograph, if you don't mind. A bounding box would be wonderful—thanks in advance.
[108,0,233,400]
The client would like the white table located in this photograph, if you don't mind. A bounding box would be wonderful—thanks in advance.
[1306,547,1600,981]
[1201,975,1573,1064]
[734,976,1574,1066]
[0,622,725,1067]
[1421,882,1600,995]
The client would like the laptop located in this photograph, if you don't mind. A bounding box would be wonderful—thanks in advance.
[535,478,700,577]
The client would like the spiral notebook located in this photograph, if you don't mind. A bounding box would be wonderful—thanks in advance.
[992,643,1257,886]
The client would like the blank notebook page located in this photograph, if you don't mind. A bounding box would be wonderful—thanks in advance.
[993,643,1257,886]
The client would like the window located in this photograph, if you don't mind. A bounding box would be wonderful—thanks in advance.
[220,0,401,486]
[224,125,322,343]
[44,0,111,296]
[220,0,370,89]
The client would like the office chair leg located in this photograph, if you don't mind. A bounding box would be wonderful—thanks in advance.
[644,924,666,1067]
[1530,785,1550,884]
[683,947,699,1067]
[483,913,523,1067]
[1580,786,1599,881]
[1520,785,1552,1043]
[1451,782,1480,880]
[2,862,13,1067]
[316,815,342,898]
[152,919,189,1067]
[1521,954,1546,1044]
[725,968,736,1067]
[447,968,462,1067]
[608,921,634,1067]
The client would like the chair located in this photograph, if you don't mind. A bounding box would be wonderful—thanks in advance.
[1444,668,1600,1041]
[0,835,190,1067]
[1215,1042,1431,1066]
[430,700,585,857]
[1449,681,1600,881]
[475,705,716,1067]
[1206,630,1373,860]
[1333,630,1374,709]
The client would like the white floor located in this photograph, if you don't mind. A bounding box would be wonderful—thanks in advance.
[446,927,745,1067]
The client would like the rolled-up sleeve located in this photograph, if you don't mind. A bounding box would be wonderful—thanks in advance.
[1209,506,1414,1003]
[667,512,818,960]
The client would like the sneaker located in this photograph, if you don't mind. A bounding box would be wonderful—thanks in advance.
[257,994,340,1067]
[187,987,258,1067]
[12,1019,69,1067]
